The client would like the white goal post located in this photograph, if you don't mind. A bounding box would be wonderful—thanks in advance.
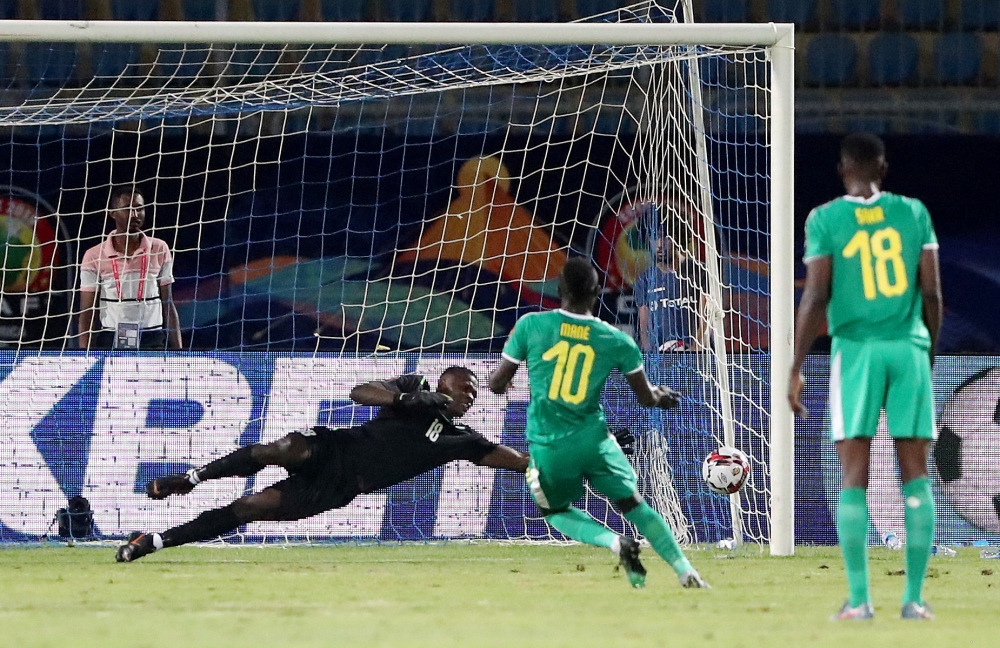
[0,16,794,554]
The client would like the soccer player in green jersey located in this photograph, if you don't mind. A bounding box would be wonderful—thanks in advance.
[788,134,943,621]
[488,257,708,589]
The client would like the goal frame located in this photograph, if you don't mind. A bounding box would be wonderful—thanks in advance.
[0,19,795,555]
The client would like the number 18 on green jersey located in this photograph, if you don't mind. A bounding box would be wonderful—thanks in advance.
[803,191,938,347]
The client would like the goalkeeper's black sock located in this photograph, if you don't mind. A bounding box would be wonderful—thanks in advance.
[195,445,264,481]
[160,505,241,548]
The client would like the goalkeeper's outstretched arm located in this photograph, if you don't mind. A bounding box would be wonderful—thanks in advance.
[350,379,401,406]
[477,445,529,472]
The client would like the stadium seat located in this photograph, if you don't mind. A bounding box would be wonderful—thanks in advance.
[0,42,9,87]
[898,0,945,30]
[24,42,77,86]
[805,35,857,86]
[510,0,559,21]
[934,32,981,84]
[828,0,880,30]
[180,0,217,21]
[38,0,83,20]
[381,0,432,21]
[960,0,1000,30]
[976,112,1000,134]
[868,33,920,85]
[574,0,626,20]
[701,0,748,21]
[320,0,366,21]
[843,116,893,135]
[109,0,158,21]
[451,0,495,21]
[92,43,141,80]
[159,44,211,81]
[766,0,817,26]
[699,55,734,86]
[0,0,16,19]
[252,0,300,21]
[230,45,282,79]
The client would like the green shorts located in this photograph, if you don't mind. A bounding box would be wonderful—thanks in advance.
[829,337,936,442]
[525,427,638,512]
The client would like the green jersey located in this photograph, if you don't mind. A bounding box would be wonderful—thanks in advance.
[804,191,938,346]
[501,309,644,444]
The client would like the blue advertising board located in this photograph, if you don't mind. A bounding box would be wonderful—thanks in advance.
[2,352,998,546]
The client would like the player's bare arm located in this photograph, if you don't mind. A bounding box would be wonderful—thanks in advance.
[788,255,832,418]
[476,445,529,472]
[159,283,183,349]
[350,379,401,406]
[918,247,943,364]
[488,358,519,395]
[77,290,96,350]
[625,369,681,409]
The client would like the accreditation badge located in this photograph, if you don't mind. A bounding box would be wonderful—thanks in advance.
[114,322,140,350]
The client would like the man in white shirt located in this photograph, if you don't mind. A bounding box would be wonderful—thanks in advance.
[78,186,182,350]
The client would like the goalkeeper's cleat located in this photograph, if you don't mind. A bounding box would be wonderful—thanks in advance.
[617,537,647,589]
[115,533,156,563]
[901,601,934,620]
[831,601,875,621]
[145,470,197,500]
[678,569,711,589]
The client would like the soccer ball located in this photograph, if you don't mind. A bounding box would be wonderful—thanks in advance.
[935,367,1000,533]
[702,446,750,495]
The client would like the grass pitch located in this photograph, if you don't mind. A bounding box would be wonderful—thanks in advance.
[0,543,996,648]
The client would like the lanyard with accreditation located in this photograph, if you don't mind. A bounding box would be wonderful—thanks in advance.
[109,252,150,350]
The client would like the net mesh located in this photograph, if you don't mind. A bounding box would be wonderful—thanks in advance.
[0,2,773,546]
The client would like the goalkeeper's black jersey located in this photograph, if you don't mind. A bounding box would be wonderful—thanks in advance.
[337,374,496,493]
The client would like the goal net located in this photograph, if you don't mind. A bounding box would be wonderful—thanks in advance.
[0,3,793,552]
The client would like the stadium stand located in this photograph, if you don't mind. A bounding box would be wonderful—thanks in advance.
[575,0,629,19]
[701,0,749,21]
[934,31,982,84]
[0,0,995,133]
[180,0,217,21]
[827,0,882,31]
[806,33,858,86]
[510,0,560,21]
[319,0,367,21]
[765,0,818,27]
[868,32,921,85]
[452,0,495,21]
[109,0,159,21]
[899,0,946,30]
[24,42,77,87]
[252,0,301,21]
[381,0,433,21]
[92,42,140,80]
[38,0,83,20]
[960,0,1000,30]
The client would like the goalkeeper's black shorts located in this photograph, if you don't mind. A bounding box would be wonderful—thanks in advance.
[268,427,361,520]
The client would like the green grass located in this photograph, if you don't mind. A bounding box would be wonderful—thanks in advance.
[0,543,996,647]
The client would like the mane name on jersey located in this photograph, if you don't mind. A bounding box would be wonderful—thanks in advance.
[560,322,591,341]
[854,206,885,225]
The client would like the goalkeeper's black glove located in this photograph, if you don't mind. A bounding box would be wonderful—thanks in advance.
[654,386,682,410]
[612,428,636,455]
[396,390,452,410]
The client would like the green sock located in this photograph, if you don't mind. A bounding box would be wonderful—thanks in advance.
[838,487,871,607]
[624,502,692,576]
[903,476,935,605]
[546,506,617,549]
